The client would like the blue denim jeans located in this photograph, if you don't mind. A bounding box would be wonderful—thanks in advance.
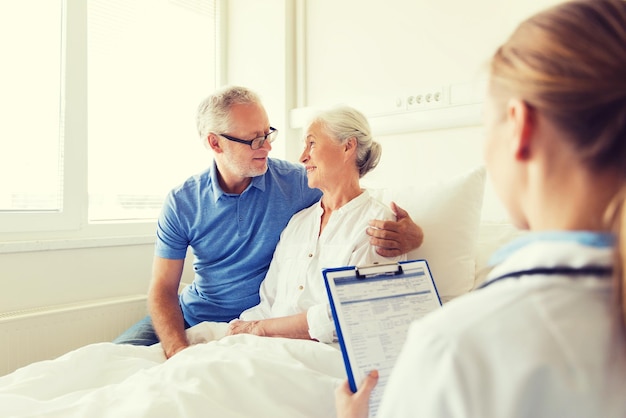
[113,315,192,346]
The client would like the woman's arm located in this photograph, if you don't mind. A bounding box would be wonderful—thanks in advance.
[226,312,313,340]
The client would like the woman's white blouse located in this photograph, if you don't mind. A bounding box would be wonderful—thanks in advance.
[240,190,405,343]
[378,232,626,418]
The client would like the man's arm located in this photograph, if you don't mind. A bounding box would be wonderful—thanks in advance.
[368,202,424,257]
[148,256,188,358]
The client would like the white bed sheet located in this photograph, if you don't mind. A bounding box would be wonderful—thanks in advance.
[0,322,345,418]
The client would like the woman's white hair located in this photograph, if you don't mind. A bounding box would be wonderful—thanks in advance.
[310,106,381,178]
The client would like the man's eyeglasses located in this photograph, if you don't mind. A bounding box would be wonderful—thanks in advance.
[218,127,278,150]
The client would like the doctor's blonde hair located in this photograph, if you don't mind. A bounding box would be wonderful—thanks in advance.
[490,0,626,326]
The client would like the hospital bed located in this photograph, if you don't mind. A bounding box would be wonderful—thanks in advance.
[0,166,522,418]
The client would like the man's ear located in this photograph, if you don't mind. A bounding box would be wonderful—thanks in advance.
[507,99,534,161]
[207,133,223,153]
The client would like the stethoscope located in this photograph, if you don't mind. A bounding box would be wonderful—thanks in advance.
[476,266,613,290]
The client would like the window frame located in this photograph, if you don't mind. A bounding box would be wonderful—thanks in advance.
[0,0,223,253]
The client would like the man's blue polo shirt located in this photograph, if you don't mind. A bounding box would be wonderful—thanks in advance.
[155,158,322,326]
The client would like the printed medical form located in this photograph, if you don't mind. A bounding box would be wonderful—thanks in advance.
[325,260,442,417]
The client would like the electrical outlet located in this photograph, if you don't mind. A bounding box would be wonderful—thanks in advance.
[406,86,445,111]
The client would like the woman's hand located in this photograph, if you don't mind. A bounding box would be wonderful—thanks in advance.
[335,370,379,418]
[226,319,266,336]
[227,313,312,340]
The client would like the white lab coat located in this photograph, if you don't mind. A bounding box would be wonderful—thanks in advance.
[378,231,626,418]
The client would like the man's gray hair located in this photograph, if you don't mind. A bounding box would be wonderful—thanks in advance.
[196,86,262,142]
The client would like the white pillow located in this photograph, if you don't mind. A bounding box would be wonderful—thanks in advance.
[474,221,526,289]
[367,166,486,303]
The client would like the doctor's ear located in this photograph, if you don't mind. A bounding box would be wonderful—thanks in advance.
[507,99,535,160]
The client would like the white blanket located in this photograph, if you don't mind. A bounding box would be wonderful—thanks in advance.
[0,322,345,418]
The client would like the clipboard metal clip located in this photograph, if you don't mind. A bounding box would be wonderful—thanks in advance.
[355,262,403,279]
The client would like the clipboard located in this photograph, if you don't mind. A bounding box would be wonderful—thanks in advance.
[324,259,442,417]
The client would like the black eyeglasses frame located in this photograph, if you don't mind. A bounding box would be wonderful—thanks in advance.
[217,127,278,150]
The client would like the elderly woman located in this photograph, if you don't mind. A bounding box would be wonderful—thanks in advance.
[227,106,406,343]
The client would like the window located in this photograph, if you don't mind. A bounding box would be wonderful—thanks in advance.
[1,0,220,242]
[88,0,219,221]
[0,0,64,213]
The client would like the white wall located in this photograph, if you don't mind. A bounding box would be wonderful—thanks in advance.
[230,0,564,222]
[303,0,561,105]
[0,244,196,314]
[225,0,296,160]
[1,245,151,312]
[298,0,565,222]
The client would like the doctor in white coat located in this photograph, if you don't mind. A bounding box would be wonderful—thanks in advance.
[336,0,626,417]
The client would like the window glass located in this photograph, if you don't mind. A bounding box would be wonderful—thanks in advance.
[88,0,218,221]
[0,0,63,212]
